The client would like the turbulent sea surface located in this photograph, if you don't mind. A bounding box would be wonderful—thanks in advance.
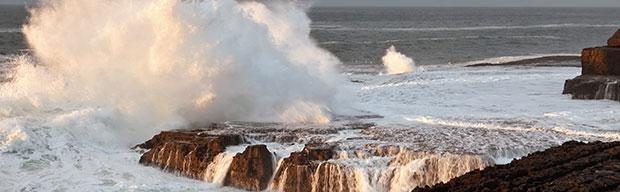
[1,3,620,192]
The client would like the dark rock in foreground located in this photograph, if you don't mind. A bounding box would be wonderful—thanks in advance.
[413,141,620,192]
[563,75,620,101]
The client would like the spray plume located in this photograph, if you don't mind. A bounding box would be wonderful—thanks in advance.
[0,0,348,139]
[382,45,415,75]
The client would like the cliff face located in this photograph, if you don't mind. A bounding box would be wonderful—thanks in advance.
[581,47,620,76]
[563,29,620,102]
[413,141,620,192]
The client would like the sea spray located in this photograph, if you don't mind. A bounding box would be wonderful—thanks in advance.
[0,0,351,143]
[382,45,415,75]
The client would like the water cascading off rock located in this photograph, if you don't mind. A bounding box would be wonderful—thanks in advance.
[136,129,491,192]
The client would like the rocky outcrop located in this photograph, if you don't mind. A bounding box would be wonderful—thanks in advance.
[413,141,620,192]
[137,128,490,192]
[271,144,336,192]
[137,130,243,179]
[563,75,620,101]
[581,47,620,75]
[225,145,275,191]
[564,29,620,101]
[608,29,620,47]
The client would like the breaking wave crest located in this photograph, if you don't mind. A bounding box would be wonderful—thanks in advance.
[1,0,349,142]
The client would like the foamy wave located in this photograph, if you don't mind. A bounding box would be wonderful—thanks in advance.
[318,35,562,45]
[314,23,620,32]
[0,28,20,33]
[406,116,542,132]
[5,0,351,134]
[462,53,580,66]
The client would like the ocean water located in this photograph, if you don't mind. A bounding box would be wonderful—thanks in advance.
[1,2,620,192]
[310,7,620,66]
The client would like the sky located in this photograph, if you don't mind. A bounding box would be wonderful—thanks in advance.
[315,0,620,7]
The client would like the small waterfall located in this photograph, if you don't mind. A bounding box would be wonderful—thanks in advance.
[140,137,491,192]
[203,151,237,186]
[269,146,491,192]
[591,80,619,101]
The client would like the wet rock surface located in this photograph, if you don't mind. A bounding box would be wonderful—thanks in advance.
[564,29,620,101]
[271,144,337,192]
[137,120,609,192]
[137,130,244,179]
[225,145,275,191]
[564,75,620,101]
[413,141,620,192]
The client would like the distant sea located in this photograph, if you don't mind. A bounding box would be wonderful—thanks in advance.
[1,6,620,67]
[309,7,620,66]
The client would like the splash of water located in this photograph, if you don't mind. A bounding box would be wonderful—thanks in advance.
[0,0,348,142]
[382,45,415,75]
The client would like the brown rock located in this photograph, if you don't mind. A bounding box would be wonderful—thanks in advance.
[225,145,275,191]
[303,143,336,161]
[581,47,620,75]
[137,130,243,179]
[271,144,336,192]
[413,141,620,192]
[608,29,620,47]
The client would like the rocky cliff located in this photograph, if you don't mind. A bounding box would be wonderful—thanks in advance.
[413,141,620,192]
[564,29,620,101]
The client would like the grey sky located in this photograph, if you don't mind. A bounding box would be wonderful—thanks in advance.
[315,0,620,7]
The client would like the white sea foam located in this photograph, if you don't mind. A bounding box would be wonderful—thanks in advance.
[462,53,580,66]
[0,0,347,191]
[0,28,20,33]
[382,46,415,75]
[4,0,351,139]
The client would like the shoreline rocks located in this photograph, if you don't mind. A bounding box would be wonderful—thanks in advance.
[137,130,244,179]
[412,141,620,192]
[136,127,490,192]
[563,29,620,102]
[225,145,275,191]
[563,75,619,101]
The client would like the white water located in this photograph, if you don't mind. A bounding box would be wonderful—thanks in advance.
[15,0,348,135]
[0,0,345,191]
[382,46,415,75]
